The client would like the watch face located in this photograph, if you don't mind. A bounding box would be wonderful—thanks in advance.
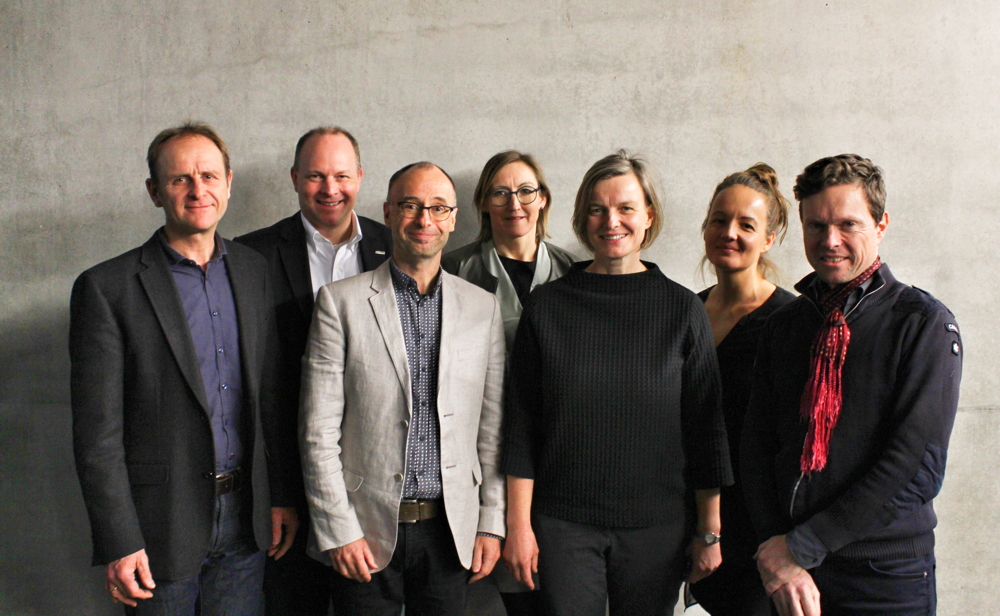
[701,532,721,545]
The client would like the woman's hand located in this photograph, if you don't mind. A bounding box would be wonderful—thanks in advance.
[503,523,539,589]
[686,536,722,583]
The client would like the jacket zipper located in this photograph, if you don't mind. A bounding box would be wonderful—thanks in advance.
[789,279,886,520]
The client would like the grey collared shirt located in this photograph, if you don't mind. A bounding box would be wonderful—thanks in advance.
[389,260,444,499]
[159,230,244,473]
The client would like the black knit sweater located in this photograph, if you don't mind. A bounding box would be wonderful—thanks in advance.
[501,262,733,528]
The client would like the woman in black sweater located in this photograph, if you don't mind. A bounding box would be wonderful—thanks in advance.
[688,163,794,616]
[500,150,733,616]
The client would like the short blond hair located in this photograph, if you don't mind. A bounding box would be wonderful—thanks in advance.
[571,149,663,253]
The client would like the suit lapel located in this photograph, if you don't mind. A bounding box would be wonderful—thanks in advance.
[368,263,413,413]
[138,235,211,415]
[224,241,259,402]
[358,216,391,272]
[277,214,314,322]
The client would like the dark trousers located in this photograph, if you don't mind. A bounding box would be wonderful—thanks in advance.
[809,554,937,616]
[330,513,468,616]
[689,553,770,616]
[263,514,331,616]
[125,490,265,616]
[533,513,686,616]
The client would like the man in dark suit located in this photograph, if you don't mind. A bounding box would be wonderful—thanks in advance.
[235,126,391,615]
[71,122,298,615]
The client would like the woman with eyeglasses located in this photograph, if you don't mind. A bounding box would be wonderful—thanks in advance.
[687,163,794,616]
[442,151,576,349]
[443,151,575,615]
[500,150,732,615]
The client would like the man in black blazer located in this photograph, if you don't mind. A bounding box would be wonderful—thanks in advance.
[71,123,298,615]
[235,126,391,615]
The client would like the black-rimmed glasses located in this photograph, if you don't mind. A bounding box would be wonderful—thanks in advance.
[395,201,457,221]
[488,186,541,207]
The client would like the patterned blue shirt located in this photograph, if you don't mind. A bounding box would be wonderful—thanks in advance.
[389,261,444,499]
[159,230,244,473]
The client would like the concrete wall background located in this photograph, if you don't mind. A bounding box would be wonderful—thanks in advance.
[2,0,997,613]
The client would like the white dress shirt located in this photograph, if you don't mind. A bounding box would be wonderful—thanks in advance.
[301,211,364,297]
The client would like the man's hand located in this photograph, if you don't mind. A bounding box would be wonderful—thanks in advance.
[755,534,806,594]
[268,507,299,560]
[771,569,822,616]
[685,537,722,584]
[105,549,155,606]
[329,537,378,582]
[502,524,539,589]
[469,535,501,583]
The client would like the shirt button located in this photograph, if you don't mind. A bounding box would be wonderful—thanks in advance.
[218,347,224,354]
[222,384,229,390]
[394,473,403,482]
[212,311,219,317]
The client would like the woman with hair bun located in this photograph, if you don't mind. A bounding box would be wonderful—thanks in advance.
[689,163,795,616]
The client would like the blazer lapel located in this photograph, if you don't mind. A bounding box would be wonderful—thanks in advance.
[277,214,314,322]
[137,235,211,415]
[368,263,413,413]
[224,242,260,401]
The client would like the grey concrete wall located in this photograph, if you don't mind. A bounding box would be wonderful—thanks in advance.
[2,0,996,613]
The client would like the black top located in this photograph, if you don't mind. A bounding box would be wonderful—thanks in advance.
[697,285,796,557]
[741,265,962,564]
[502,262,733,528]
[497,254,537,303]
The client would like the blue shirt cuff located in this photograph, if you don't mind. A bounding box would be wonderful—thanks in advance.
[786,525,829,569]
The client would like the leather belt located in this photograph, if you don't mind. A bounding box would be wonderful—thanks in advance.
[214,468,243,497]
[398,499,441,523]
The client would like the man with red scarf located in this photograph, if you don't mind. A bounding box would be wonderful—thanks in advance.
[741,154,962,616]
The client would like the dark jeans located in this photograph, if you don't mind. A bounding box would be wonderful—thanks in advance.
[533,513,686,616]
[125,490,265,616]
[330,513,468,616]
[263,511,332,616]
[810,554,937,616]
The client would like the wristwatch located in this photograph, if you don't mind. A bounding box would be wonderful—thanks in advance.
[695,531,722,546]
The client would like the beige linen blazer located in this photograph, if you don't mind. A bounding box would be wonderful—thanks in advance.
[299,261,506,570]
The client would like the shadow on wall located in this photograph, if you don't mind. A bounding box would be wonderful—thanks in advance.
[0,305,117,615]
[450,167,482,250]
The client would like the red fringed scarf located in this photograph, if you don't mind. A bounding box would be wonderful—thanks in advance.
[799,257,883,475]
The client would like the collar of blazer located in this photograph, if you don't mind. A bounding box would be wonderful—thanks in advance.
[137,231,262,418]
[365,260,469,417]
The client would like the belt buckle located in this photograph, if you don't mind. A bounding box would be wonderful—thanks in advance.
[399,499,420,524]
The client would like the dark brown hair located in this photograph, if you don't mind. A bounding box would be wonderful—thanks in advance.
[793,154,885,221]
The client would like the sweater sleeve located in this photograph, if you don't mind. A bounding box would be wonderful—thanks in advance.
[789,304,962,561]
[681,296,734,490]
[499,300,544,479]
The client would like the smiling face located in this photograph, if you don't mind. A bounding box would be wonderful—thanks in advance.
[801,183,888,285]
[146,134,231,239]
[586,173,653,268]
[703,184,775,274]
[291,132,363,243]
[383,165,457,266]
[481,161,546,242]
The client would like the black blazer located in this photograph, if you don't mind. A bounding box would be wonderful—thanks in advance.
[234,213,392,503]
[70,232,287,581]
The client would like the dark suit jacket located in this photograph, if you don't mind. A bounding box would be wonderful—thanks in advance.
[70,231,288,581]
[234,212,392,504]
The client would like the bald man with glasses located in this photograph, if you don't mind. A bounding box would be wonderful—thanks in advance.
[298,162,507,615]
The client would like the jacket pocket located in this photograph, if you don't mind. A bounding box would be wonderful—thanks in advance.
[127,463,169,486]
[343,468,364,492]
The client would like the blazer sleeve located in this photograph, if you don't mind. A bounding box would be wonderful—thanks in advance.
[70,271,146,565]
[298,284,365,552]
[476,295,507,536]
